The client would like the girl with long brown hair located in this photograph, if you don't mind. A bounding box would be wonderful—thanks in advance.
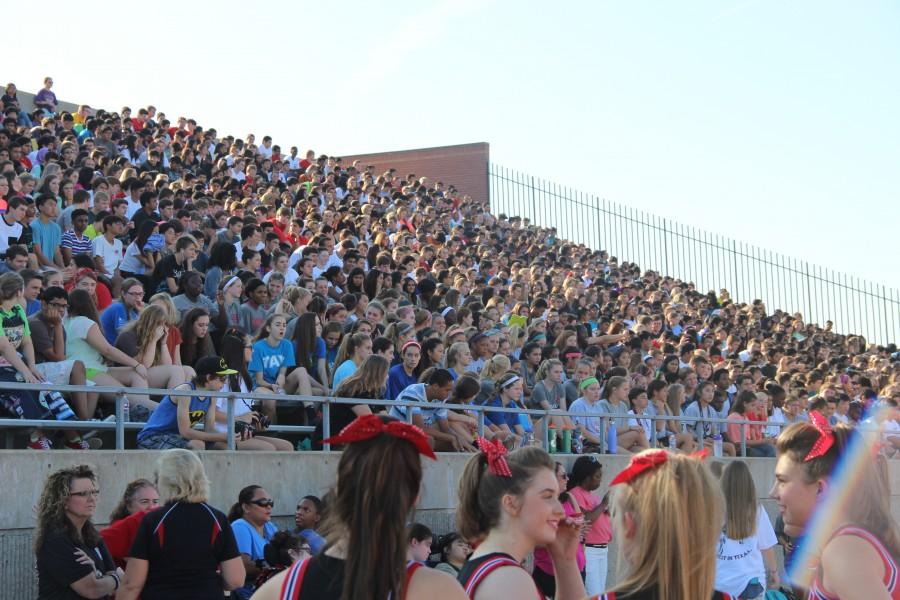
[253,415,469,600]
[715,461,779,598]
[456,443,583,599]
[323,354,383,439]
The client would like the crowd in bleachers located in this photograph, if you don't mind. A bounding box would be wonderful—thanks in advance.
[1,75,899,456]
[13,74,900,600]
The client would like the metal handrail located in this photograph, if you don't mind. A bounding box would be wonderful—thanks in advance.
[0,382,785,456]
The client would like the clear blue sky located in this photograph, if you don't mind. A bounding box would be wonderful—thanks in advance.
[7,0,899,293]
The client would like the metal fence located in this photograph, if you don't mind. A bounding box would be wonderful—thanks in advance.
[1,382,788,458]
[488,164,900,346]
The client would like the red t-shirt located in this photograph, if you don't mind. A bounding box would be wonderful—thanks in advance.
[166,325,182,360]
[95,283,112,311]
[100,509,147,569]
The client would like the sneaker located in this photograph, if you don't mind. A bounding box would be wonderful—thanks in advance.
[27,435,52,450]
[83,415,116,440]
[64,437,103,450]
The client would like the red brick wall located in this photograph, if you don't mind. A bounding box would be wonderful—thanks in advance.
[340,142,489,204]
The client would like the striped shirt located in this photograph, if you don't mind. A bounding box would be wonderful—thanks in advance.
[61,230,93,257]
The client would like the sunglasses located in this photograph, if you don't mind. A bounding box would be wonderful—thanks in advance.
[250,499,275,508]
[70,489,100,498]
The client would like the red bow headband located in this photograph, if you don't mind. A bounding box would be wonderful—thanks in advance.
[322,414,436,460]
[477,437,512,477]
[610,448,709,486]
[805,410,835,462]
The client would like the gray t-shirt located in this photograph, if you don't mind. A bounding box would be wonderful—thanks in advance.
[528,380,564,411]
[28,312,61,364]
[598,398,631,430]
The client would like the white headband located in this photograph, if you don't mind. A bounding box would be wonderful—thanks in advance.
[500,375,521,390]
[223,276,241,290]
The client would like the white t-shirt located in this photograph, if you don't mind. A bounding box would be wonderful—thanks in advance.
[627,409,653,442]
[0,217,23,254]
[714,505,777,596]
[125,198,142,220]
[91,235,123,277]
[119,242,146,274]
[263,268,299,286]
[215,378,254,433]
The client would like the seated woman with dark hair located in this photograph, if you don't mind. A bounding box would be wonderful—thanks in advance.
[178,307,214,369]
[213,328,293,451]
[726,390,776,457]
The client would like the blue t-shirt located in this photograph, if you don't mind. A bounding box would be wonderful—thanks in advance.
[25,299,41,317]
[293,337,326,373]
[484,396,519,430]
[137,383,211,441]
[31,218,62,261]
[100,302,139,345]
[231,518,277,561]
[325,344,339,373]
[331,359,357,393]
[248,338,295,386]
[386,364,418,400]
[299,528,325,554]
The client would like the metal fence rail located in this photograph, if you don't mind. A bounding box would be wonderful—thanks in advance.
[488,164,900,345]
[1,382,789,457]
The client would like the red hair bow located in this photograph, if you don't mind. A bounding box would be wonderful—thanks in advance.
[804,410,835,462]
[477,437,512,477]
[610,449,669,486]
[323,414,436,460]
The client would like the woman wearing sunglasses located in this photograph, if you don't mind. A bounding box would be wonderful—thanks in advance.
[227,485,278,599]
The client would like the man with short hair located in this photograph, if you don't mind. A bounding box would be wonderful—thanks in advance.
[0,197,26,254]
[31,194,64,268]
[20,268,44,316]
[60,209,93,266]
[389,369,471,451]
[57,189,90,232]
[152,235,197,294]
[131,191,160,233]
[217,215,243,245]
[172,271,218,320]
[0,244,28,274]
[123,179,144,220]
[28,286,99,449]
[92,215,125,279]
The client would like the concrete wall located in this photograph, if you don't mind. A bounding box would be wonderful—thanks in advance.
[6,89,79,119]
[340,142,490,204]
[2,451,898,599]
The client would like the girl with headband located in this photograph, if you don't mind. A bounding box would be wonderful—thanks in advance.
[456,440,584,599]
[771,412,900,598]
[387,341,422,400]
[252,415,469,600]
[483,371,528,449]
[597,449,733,599]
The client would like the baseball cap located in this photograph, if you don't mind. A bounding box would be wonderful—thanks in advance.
[195,356,238,379]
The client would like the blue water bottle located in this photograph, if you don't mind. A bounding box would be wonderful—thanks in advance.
[607,421,618,454]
